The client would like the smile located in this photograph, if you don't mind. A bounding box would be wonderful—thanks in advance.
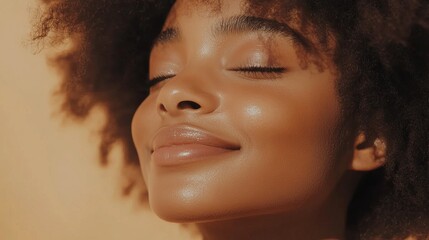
[151,124,241,166]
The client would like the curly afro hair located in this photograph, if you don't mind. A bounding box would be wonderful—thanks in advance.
[32,0,429,239]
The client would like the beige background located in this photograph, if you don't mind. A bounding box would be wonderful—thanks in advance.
[0,1,195,239]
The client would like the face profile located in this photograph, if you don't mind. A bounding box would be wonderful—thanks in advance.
[131,1,382,238]
[132,0,345,221]
[34,0,429,239]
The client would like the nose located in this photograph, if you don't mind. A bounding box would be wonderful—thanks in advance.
[156,74,220,117]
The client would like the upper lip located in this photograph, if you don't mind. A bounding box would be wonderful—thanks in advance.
[152,124,241,152]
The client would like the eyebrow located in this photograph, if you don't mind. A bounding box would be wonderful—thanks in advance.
[153,27,180,46]
[213,15,311,50]
[152,15,312,51]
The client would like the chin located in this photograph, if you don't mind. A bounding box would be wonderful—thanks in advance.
[148,190,227,223]
[147,189,305,224]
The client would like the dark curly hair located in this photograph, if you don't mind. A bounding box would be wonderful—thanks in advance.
[32,0,429,239]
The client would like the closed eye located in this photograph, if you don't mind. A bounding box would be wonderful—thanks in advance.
[147,66,286,89]
[227,66,286,79]
[147,74,176,88]
[228,66,286,73]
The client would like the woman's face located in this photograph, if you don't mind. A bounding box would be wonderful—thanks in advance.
[132,0,347,222]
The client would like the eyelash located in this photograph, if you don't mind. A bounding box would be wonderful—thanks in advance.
[147,66,286,88]
[147,74,175,88]
[228,66,286,78]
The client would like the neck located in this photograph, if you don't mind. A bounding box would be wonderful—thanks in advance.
[196,206,347,240]
[195,170,361,240]
[194,176,358,240]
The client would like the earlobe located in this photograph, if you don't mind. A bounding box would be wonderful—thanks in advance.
[349,133,387,171]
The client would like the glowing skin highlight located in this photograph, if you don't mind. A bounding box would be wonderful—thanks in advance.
[131,0,368,239]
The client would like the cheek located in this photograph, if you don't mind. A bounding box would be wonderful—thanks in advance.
[223,78,341,207]
[231,83,338,157]
[131,95,160,181]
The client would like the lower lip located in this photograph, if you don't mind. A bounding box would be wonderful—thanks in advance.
[152,144,238,166]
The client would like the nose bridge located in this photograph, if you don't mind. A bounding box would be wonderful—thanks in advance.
[155,70,220,117]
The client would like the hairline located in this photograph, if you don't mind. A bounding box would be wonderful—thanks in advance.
[151,14,315,53]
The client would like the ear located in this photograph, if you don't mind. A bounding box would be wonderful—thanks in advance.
[349,133,387,171]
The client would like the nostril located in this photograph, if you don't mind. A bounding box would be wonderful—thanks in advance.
[159,104,167,112]
[177,100,201,110]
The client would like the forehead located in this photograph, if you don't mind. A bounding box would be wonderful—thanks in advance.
[158,0,333,70]
[164,0,290,26]
[163,0,244,27]
[155,1,312,52]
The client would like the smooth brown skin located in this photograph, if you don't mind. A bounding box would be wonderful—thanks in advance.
[131,0,387,239]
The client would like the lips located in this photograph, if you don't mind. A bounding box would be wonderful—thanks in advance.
[151,125,240,166]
